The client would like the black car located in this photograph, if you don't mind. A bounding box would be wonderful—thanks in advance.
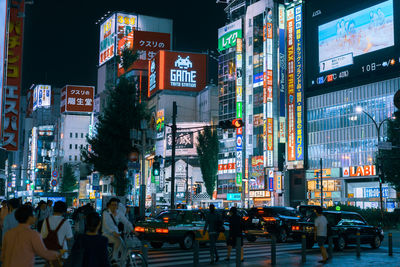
[291,211,384,250]
[244,206,301,243]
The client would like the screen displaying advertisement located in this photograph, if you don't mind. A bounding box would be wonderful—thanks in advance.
[250,156,265,190]
[306,0,400,93]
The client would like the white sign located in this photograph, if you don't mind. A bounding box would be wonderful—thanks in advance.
[170,56,197,88]
[149,59,157,91]
[99,15,116,66]
[33,85,51,111]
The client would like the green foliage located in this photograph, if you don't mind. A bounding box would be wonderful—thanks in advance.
[196,127,219,198]
[379,110,400,190]
[60,164,77,193]
[82,51,148,196]
[327,204,400,229]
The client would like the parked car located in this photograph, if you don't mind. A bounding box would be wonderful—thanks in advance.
[243,207,301,243]
[291,211,384,250]
[135,209,228,250]
[297,205,321,219]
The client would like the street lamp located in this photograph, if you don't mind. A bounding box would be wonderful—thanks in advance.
[356,106,392,222]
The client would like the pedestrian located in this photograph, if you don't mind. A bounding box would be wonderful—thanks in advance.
[225,207,244,262]
[36,201,47,232]
[1,205,60,267]
[65,212,110,267]
[41,201,74,262]
[46,200,54,217]
[203,204,222,264]
[314,206,328,263]
[2,198,21,237]
[0,200,9,228]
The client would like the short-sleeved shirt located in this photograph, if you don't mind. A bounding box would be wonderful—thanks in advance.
[41,215,73,253]
[314,215,328,237]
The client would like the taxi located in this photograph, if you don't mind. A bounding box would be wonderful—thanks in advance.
[135,209,227,249]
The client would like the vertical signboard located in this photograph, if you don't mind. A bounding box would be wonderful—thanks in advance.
[4,1,24,151]
[0,0,6,138]
[278,4,286,144]
[268,169,274,192]
[33,85,51,111]
[294,5,304,162]
[236,38,243,186]
[286,8,295,161]
[99,14,115,66]
[263,9,274,168]
[156,109,165,139]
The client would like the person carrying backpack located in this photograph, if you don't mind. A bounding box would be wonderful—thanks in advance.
[41,201,73,263]
[203,204,223,264]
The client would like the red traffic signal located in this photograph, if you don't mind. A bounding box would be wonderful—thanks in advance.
[232,119,244,128]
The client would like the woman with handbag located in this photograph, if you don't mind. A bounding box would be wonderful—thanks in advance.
[65,212,110,267]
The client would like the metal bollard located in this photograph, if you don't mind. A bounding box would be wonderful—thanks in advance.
[141,240,148,263]
[328,236,333,259]
[356,231,360,258]
[236,237,241,267]
[271,234,276,265]
[193,240,199,267]
[301,235,306,263]
[389,233,393,256]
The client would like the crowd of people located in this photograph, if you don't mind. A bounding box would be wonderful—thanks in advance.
[0,197,136,267]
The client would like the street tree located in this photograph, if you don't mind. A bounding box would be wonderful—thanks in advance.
[82,48,147,196]
[196,126,219,198]
[60,163,77,193]
[379,110,400,190]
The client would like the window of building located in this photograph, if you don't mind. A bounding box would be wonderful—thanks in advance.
[80,144,83,149]
[69,144,72,149]
[74,155,77,161]
[248,36,252,45]
[249,95,252,104]
[75,133,78,138]
[249,134,252,144]
[70,132,72,138]
[69,155,72,161]
[249,75,252,85]
[81,133,84,138]
[75,144,78,149]
[248,18,252,27]
[248,56,252,65]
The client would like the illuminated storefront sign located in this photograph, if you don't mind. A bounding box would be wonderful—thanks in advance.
[0,0,6,137]
[294,5,304,162]
[278,4,286,144]
[286,7,295,161]
[99,15,115,66]
[156,109,165,139]
[236,38,243,186]
[60,85,94,113]
[218,158,236,175]
[342,165,376,177]
[218,19,242,51]
[4,1,25,151]
[227,193,242,201]
[276,172,282,191]
[314,168,332,178]
[170,56,197,87]
[249,191,271,198]
[268,169,274,192]
[33,85,51,111]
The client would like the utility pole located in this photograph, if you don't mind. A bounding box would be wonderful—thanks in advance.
[170,102,177,209]
[139,127,146,219]
[320,158,323,207]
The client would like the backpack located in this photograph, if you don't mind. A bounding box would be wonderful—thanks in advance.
[43,218,66,250]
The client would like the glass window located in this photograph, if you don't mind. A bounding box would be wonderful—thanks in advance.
[69,155,72,161]
[69,144,72,149]
[74,155,77,161]
[70,132,72,138]
[75,144,78,149]
[75,133,78,138]
[81,133,84,138]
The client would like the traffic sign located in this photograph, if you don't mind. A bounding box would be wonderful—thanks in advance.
[7,182,12,188]
[51,179,58,187]
[52,170,58,178]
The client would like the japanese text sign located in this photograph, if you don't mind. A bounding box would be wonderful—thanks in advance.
[61,85,94,113]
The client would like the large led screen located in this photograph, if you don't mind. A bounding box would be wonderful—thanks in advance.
[306,0,400,93]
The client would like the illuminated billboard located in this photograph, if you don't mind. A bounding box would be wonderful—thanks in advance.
[218,19,242,51]
[306,0,400,92]
[0,0,6,139]
[60,85,94,113]
[33,85,51,111]
[148,51,208,97]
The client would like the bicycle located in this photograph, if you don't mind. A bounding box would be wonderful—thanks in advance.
[107,233,148,267]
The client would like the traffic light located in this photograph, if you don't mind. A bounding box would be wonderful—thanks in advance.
[153,161,160,176]
[218,119,244,129]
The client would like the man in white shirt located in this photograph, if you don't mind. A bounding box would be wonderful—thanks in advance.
[314,206,328,263]
[103,198,133,266]
[41,201,73,259]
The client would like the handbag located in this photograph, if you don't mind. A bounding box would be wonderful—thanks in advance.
[64,234,85,267]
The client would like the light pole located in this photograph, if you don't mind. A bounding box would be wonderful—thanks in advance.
[356,106,391,222]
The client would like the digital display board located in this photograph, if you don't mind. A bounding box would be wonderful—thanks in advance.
[306,0,400,93]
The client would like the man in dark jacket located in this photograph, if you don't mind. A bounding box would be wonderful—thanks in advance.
[203,204,221,264]
[226,206,244,262]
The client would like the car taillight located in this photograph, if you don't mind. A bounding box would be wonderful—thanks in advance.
[262,217,276,222]
[135,226,145,232]
[292,225,301,231]
[243,216,249,221]
[156,228,169,234]
[163,217,169,223]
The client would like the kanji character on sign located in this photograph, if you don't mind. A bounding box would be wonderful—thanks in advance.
[147,51,156,59]
[77,98,84,105]
[85,98,93,106]
[138,50,146,60]
[68,98,76,105]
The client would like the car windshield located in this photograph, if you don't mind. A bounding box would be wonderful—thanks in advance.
[155,210,184,221]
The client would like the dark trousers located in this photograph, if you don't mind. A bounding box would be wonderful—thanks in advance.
[209,233,219,261]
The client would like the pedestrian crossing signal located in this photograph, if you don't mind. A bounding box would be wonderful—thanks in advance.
[153,162,160,176]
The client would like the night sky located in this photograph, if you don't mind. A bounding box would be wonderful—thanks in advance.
[22,0,226,94]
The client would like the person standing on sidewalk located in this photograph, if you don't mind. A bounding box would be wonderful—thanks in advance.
[203,204,221,264]
[314,206,328,263]
[225,207,244,262]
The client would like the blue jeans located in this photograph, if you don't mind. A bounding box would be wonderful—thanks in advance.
[209,233,219,261]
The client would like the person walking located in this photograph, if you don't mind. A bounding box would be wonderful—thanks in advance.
[1,205,60,267]
[41,201,74,262]
[203,204,221,264]
[36,201,47,232]
[314,206,328,263]
[2,198,21,237]
[225,207,244,262]
[0,200,9,228]
[65,212,110,267]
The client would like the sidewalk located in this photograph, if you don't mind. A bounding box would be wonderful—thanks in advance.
[207,249,400,267]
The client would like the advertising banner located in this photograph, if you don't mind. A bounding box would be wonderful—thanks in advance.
[117,30,171,75]
[294,5,304,162]
[116,13,137,53]
[218,158,236,175]
[279,4,286,144]
[33,85,51,111]
[99,14,115,66]
[0,0,6,136]
[342,165,376,177]
[236,38,243,186]
[148,55,159,96]
[286,8,295,161]
[60,85,94,113]
[250,156,264,190]
[4,1,25,151]
[165,123,205,156]
[156,109,165,139]
[268,169,274,192]
[218,19,242,51]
